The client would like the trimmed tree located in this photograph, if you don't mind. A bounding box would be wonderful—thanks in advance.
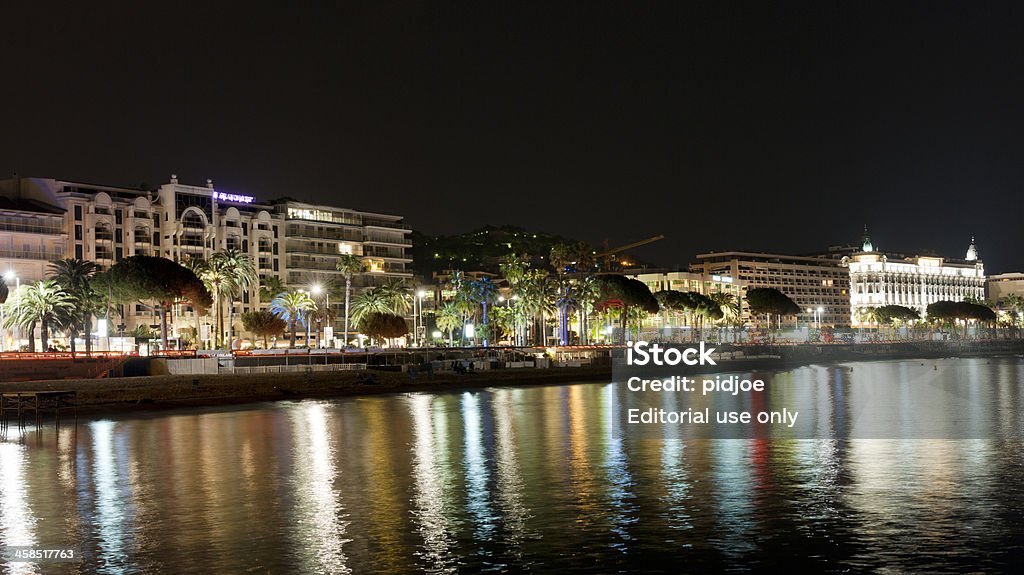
[595,275,659,343]
[746,288,801,336]
[103,256,213,349]
[360,312,409,346]
[241,309,288,349]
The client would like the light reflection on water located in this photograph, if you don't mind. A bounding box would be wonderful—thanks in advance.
[0,357,1023,573]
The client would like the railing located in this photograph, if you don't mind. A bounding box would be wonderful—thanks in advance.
[0,222,64,235]
[0,249,65,260]
[287,260,340,271]
[363,236,413,246]
[363,220,410,230]
[286,228,363,242]
[227,363,367,375]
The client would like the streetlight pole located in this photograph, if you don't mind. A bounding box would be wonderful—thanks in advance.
[311,284,327,348]
[4,272,18,352]
[816,306,824,330]
[416,290,426,347]
[412,290,419,347]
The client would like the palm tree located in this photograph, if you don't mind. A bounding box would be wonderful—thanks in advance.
[194,250,257,348]
[519,269,556,345]
[48,258,101,354]
[468,277,498,346]
[269,290,316,347]
[378,277,412,315]
[436,302,461,347]
[259,275,287,304]
[4,281,75,352]
[349,288,391,331]
[213,249,257,348]
[194,257,230,347]
[708,292,740,342]
[1000,294,1024,338]
[336,254,368,348]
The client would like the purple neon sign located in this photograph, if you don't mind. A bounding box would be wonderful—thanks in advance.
[214,192,254,204]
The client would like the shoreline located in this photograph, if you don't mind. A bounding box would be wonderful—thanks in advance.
[2,345,1023,421]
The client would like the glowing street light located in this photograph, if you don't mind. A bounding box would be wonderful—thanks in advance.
[415,289,427,346]
[311,284,329,347]
[3,271,18,351]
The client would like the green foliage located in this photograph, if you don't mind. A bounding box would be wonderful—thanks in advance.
[269,290,316,347]
[259,275,286,303]
[874,305,920,324]
[746,288,801,318]
[3,280,75,351]
[435,302,461,344]
[242,309,287,348]
[105,256,213,311]
[349,288,392,326]
[359,312,409,342]
[411,225,586,278]
[596,275,659,313]
[335,254,368,278]
[378,278,412,314]
[927,301,996,323]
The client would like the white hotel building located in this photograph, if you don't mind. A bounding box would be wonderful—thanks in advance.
[841,229,984,326]
[0,175,411,348]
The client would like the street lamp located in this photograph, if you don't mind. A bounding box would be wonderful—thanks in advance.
[4,271,18,352]
[816,306,824,329]
[311,284,328,348]
[416,290,427,347]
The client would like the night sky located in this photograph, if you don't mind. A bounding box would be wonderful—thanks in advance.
[3,2,1023,272]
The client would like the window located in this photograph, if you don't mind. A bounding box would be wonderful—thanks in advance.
[75,225,82,240]
[74,205,82,221]
[115,210,122,225]
[115,229,122,243]
[116,247,123,260]
[75,244,82,259]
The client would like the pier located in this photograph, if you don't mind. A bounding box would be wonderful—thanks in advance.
[0,390,77,433]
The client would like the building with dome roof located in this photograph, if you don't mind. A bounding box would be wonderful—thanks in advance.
[841,227,985,326]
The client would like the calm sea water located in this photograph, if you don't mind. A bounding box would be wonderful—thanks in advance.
[2,358,1024,574]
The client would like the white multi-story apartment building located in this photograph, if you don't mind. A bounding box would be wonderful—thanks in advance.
[841,230,984,325]
[0,174,412,349]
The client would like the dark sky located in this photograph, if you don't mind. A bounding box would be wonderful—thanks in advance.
[3,2,1023,272]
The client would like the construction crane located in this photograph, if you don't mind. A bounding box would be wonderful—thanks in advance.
[597,235,664,270]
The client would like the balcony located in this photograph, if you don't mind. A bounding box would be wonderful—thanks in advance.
[286,245,351,257]
[363,236,413,246]
[0,221,64,235]
[285,226,362,242]
[286,260,340,271]
[0,248,65,261]
[363,220,410,231]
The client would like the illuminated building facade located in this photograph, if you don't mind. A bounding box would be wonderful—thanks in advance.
[841,229,984,326]
[689,251,851,327]
[0,174,412,349]
[988,272,1024,303]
